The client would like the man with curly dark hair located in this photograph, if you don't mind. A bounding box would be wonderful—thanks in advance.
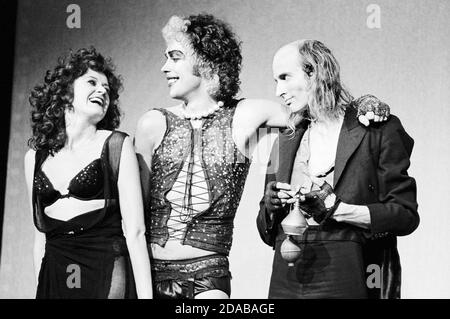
[25,47,153,298]
[134,13,389,299]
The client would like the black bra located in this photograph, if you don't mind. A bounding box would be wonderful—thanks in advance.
[34,158,104,208]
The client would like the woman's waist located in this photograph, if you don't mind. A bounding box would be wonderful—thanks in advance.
[39,200,121,233]
[45,223,125,244]
[45,232,128,259]
[43,198,106,221]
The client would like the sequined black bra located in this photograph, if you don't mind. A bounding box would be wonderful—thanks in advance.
[34,158,104,208]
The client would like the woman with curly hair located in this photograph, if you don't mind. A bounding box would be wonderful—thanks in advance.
[24,47,152,298]
[135,13,389,299]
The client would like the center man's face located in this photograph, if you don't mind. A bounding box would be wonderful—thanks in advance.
[272,45,310,113]
[161,38,203,101]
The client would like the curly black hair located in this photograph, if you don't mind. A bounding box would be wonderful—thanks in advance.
[163,14,242,104]
[28,47,123,154]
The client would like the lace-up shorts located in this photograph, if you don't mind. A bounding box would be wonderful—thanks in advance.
[151,254,231,299]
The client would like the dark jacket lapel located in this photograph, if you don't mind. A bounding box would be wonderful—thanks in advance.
[334,106,367,188]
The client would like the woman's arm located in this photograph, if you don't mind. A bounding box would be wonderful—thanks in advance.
[24,149,46,284]
[117,137,153,299]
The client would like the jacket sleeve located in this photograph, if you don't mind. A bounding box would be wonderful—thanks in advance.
[256,137,285,248]
[367,115,419,236]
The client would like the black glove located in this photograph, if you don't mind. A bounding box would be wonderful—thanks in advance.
[264,181,284,212]
[300,182,341,224]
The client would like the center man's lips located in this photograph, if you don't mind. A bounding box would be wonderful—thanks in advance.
[167,76,179,85]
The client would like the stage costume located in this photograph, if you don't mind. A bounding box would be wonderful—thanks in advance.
[257,105,418,299]
[33,131,136,299]
[146,99,251,298]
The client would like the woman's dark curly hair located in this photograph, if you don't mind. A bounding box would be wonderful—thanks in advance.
[162,14,242,104]
[28,47,123,154]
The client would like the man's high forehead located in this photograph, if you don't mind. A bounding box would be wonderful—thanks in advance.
[273,44,303,70]
[274,43,299,60]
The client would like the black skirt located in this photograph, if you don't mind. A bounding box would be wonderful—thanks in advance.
[36,217,136,299]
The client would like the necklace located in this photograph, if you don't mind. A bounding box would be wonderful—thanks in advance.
[181,101,224,120]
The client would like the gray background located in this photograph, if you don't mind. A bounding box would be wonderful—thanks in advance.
[1,0,449,298]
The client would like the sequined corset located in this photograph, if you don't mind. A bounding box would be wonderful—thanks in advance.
[147,100,251,255]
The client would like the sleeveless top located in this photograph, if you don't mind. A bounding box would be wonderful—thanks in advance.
[33,131,126,234]
[32,131,136,299]
[146,99,251,255]
[34,158,104,209]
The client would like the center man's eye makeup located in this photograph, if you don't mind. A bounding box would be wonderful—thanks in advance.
[167,50,185,60]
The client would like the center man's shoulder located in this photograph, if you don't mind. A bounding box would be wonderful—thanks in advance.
[136,107,168,135]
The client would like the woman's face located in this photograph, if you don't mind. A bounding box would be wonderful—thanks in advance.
[272,45,310,113]
[71,68,110,122]
[161,37,205,102]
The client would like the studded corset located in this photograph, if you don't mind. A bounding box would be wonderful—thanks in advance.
[147,99,251,255]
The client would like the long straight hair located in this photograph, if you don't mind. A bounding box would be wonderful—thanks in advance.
[286,40,353,133]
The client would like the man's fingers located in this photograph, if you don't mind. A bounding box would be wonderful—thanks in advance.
[268,181,278,190]
[270,197,281,205]
[365,111,375,120]
[277,191,292,199]
[358,115,369,127]
[270,197,292,207]
[286,190,298,197]
[275,182,292,191]
[286,198,297,204]
[374,115,382,122]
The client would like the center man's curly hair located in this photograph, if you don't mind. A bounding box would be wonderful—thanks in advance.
[162,13,242,104]
[28,47,123,154]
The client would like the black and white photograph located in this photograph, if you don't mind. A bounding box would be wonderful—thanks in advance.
[0,0,448,304]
